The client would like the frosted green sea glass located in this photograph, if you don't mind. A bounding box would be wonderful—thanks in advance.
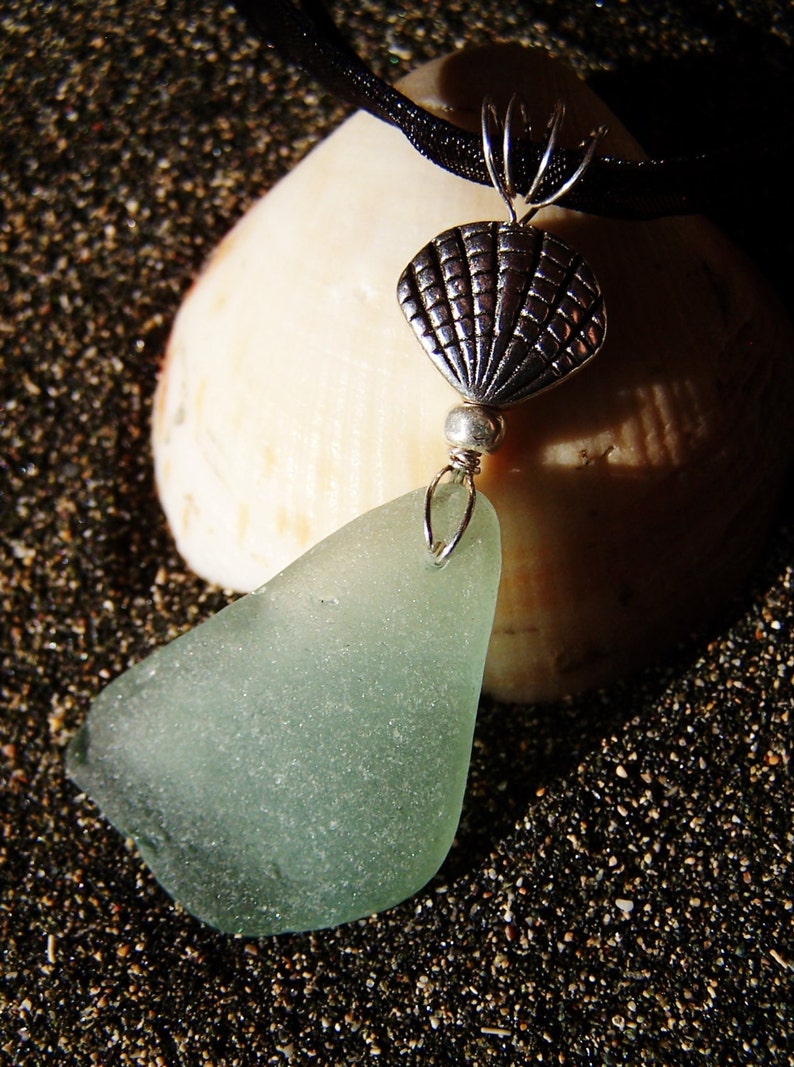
[67,485,501,936]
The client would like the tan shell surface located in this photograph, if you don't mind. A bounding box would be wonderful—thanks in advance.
[153,46,794,702]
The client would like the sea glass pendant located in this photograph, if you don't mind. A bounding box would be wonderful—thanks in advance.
[68,96,608,937]
[67,485,501,936]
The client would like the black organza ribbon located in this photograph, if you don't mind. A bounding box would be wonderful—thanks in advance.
[234,0,791,220]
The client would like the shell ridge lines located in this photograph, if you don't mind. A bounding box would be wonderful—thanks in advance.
[398,261,437,367]
[471,220,500,399]
[398,246,464,391]
[486,224,544,402]
[515,243,582,391]
[523,232,603,388]
[555,262,605,379]
[438,224,479,394]
[426,234,471,391]
[502,230,604,400]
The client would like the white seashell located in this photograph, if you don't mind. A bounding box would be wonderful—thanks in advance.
[153,45,794,703]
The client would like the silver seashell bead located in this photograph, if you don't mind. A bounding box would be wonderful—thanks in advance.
[397,219,606,407]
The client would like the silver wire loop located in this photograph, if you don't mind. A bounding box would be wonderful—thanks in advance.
[424,464,478,565]
[482,96,523,222]
[481,95,608,225]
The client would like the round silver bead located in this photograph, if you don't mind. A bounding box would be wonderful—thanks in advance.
[443,404,506,455]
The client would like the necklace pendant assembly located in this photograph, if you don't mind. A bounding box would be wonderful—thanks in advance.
[401,97,607,563]
[67,96,606,936]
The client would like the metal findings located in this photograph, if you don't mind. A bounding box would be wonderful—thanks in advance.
[424,464,478,564]
[425,402,506,563]
[443,404,506,455]
[397,221,606,407]
[480,95,608,226]
[399,96,608,561]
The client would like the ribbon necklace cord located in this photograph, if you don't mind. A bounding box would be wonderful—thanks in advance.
[233,0,794,221]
